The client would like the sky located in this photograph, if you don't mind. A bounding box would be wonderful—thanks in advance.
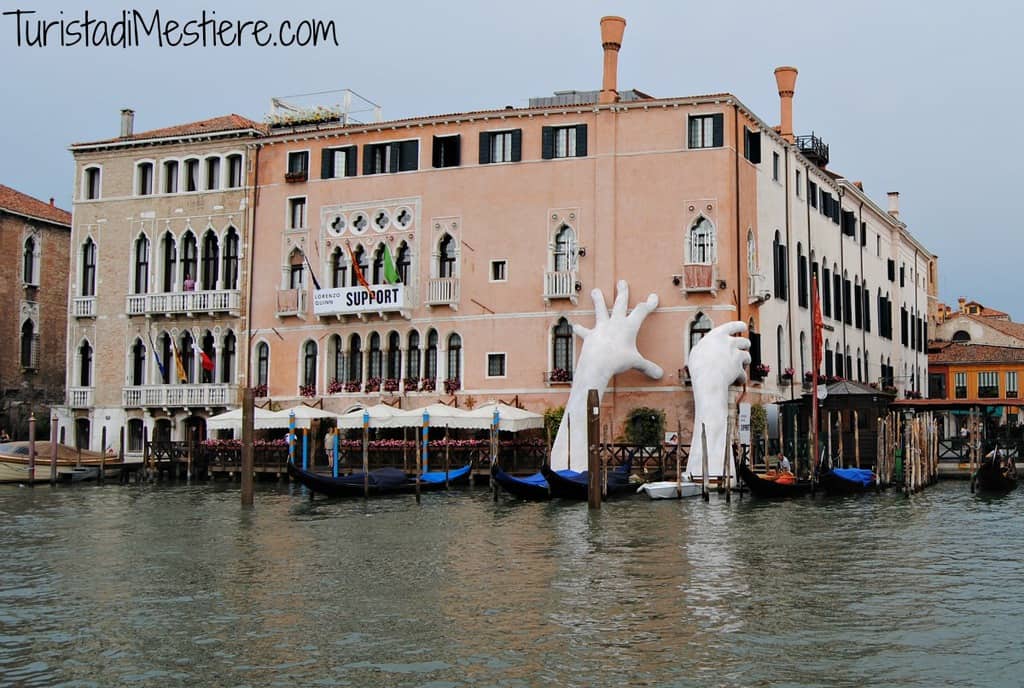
[2,0,1021,318]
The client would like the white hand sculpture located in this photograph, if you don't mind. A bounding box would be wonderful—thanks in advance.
[684,321,751,479]
[549,280,663,472]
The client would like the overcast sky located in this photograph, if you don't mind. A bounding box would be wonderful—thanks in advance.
[2,0,1019,318]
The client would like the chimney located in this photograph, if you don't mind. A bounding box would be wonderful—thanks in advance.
[49,198,54,207]
[599,16,626,105]
[887,191,900,219]
[120,108,135,138]
[774,66,798,143]
[958,297,966,312]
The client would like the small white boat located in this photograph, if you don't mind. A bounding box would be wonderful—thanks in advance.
[637,480,703,499]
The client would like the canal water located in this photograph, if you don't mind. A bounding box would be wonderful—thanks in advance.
[1,481,1021,687]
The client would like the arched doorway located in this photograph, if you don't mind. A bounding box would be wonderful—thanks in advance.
[74,418,91,450]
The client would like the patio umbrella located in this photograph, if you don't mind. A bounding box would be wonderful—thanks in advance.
[206,407,278,432]
[258,405,341,429]
[334,403,402,429]
[382,403,478,429]
[465,402,544,432]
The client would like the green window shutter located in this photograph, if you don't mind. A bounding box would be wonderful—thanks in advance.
[449,134,460,167]
[399,140,418,172]
[711,113,724,147]
[479,132,491,164]
[541,126,554,159]
[575,124,587,157]
[432,136,443,168]
[511,129,522,162]
[321,148,334,179]
[362,145,374,175]
[388,143,400,174]
[345,146,357,177]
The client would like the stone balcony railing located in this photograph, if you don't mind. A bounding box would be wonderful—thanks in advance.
[126,289,241,317]
[425,277,459,307]
[122,384,238,408]
[72,296,96,318]
[276,288,307,318]
[544,270,578,301]
[68,387,94,408]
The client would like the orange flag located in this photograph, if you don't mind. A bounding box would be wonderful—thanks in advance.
[811,274,823,374]
[344,242,374,300]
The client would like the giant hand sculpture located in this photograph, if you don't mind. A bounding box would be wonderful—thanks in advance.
[683,321,751,479]
[549,281,663,472]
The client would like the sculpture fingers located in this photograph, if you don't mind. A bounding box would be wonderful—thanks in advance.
[591,288,610,326]
[572,323,592,340]
[626,293,659,329]
[611,280,630,320]
[707,321,748,339]
[731,336,752,351]
[633,356,664,380]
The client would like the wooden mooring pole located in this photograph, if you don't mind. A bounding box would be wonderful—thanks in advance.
[587,389,601,510]
[49,414,58,485]
[27,413,36,485]
[700,423,710,502]
[241,387,255,506]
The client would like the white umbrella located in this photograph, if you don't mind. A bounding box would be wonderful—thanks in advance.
[206,407,278,431]
[334,403,403,429]
[383,403,478,429]
[259,405,341,429]
[466,402,544,432]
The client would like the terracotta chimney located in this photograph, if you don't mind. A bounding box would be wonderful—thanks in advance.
[120,108,135,138]
[887,191,900,219]
[599,16,626,105]
[49,198,54,207]
[774,66,798,143]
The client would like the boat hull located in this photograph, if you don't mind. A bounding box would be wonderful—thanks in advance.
[490,465,551,501]
[974,458,1018,493]
[738,463,812,498]
[287,462,470,498]
[637,480,703,499]
[541,462,634,500]
[818,469,876,495]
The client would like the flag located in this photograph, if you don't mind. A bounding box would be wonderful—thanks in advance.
[382,243,400,285]
[200,350,215,373]
[148,333,166,382]
[810,274,823,373]
[301,251,322,290]
[345,242,374,300]
[172,341,187,383]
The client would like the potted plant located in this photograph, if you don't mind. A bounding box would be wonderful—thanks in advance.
[253,383,268,398]
[299,384,317,398]
[752,363,770,380]
[549,368,572,383]
[383,377,400,392]
[420,377,436,393]
[344,380,362,393]
[327,378,344,394]
[444,378,461,395]
[365,377,381,393]
[781,367,795,381]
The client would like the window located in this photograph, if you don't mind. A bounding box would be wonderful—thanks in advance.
[951,330,971,343]
[887,259,896,282]
[795,170,802,197]
[772,152,780,181]
[256,342,269,388]
[842,276,852,325]
[83,166,101,200]
[552,318,574,378]
[432,134,461,168]
[447,333,462,383]
[954,372,967,399]
[900,264,905,288]
[159,334,172,384]
[386,332,401,380]
[288,197,307,230]
[369,333,382,379]
[137,162,154,195]
[689,218,715,264]
[222,228,239,290]
[854,281,862,328]
[350,246,367,286]
[20,320,36,369]
[321,145,357,179]
[347,334,362,383]
[553,225,577,272]
[163,160,179,193]
[161,233,177,292]
[490,259,507,282]
[363,140,419,174]
[978,371,999,399]
[22,237,37,285]
[330,247,347,288]
[287,151,309,181]
[204,157,220,190]
[487,353,507,378]
[81,238,96,297]
[689,312,712,352]
[302,340,317,390]
[841,210,856,237]
[438,234,457,278]
[687,114,723,149]
[822,266,831,317]
[480,130,522,164]
[396,242,411,285]
[78,340,93,387]
[128,419,144,453]
[542,125,588,159]
[407,331,421,382]
[797,244,808,308]
[289,262,305,290]
[1007,371,1018,398]
[179,332,195,383]
[133,234,149,294]
[201,231,219,290]
[372,244,386,284]
[184,158,200,192]
[181,233,197,287]
[227,154,243,188]
[200,332,215,384]
[743,127,761,163]
[772,232,787,300]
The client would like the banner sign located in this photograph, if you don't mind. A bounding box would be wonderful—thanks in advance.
[313,285,406,315]
[738,402,751,444]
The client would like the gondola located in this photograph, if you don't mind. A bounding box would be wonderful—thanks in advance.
[738,461,812,498]
[287,461,471,498]
[973,453,1018,493]
[817,467,877,495]
[489,464,557,501]
[541,460,635,500]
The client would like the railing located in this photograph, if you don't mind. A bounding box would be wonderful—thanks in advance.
[276,288,306,317]
[122,384,238,408]
[68,387,94,408]
[72,296,96,318]
[682,263,714,291]
[796,133,829,166]
[126,289,240,317]
[544,270,577,300]
[544,370,573,385]
[426,277,459,306]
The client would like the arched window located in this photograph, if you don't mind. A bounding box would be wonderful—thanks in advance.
[20,320,35,369]
[128,419,144,452]
[368,333,382,378]
[200,331,215,384]
[136,161,154,196]
[952,330,971,343]
[159,333,172,384]
[302,340,317,390]
[438,234,457,278]
[689,312,712,352]
[386,332,401,380]
[329,334,343,384]
[797,242,808,307]
[22,237,36,285]
[834,347,843,378]
[83,166,101,200]
[864,350,870,382]
[553,224,577,272]
[425,330,438,381]
[221,331,236,384]
[346,334,362,383]
[289,249,305,289]
[689,217,714,264]
[256,341,269,388]
[845,346,852,381]
[226,154,243,188]
[133,234,150,294]
[772,231,788,300]
[81,238,97,296]
[746,228,756,276]
[396,242,411,284]
[205,156,221,191]
[372,244,386,284]
[552,318,574,377]
[330,247,347,288]
[131,338,146,386]
[407,331,421,381]
[180,232,198,286]
[350,246,366,287]
[163,160,179,193]
[447,333,462,382]
[799,331,807,377]
[201,231,219,290]
[776,325,786,380]
[856,348,863,382]
[222,227,239,290]
[161,233,177,292]
[179,331,195,383]
[79,340,93,387]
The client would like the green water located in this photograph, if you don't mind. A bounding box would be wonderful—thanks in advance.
[1,481,1021,687]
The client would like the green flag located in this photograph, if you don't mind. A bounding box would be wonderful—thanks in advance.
[383,244,400,284]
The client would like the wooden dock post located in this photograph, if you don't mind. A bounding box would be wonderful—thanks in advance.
[362,410,370,499]
[700,423,710,502]
[587,389,601,510]
[241,387,255,506]
[724,418,733,503]
[675,417,683,497]
[853,410,861,469]
[444,425,450,489]
[27,413,36,485]
[49,414,58,485]
[826,411,833,469]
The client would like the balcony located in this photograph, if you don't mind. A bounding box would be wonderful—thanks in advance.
[73,296,96,318]
[426,277,460,307]
[276,288,307,318]
[122,384,237,408]
[544,270,578,302]
[682,264,716,292]
[69,387,94,408]
[544,369,573,386]
[748,272,770,304]
[796,132,829,167]
[126,289,241,317]
[285,170,308,183]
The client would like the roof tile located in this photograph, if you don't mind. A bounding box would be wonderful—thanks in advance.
[0,184,71,226]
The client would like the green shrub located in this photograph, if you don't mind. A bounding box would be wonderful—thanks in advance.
[543,406,565,441]
[625,407,665,446]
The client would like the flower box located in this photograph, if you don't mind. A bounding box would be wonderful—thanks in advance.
[327,378,344,394]
[420,378,436,392]
[365,377,381,393]
[344,380,362,393]
[383,378,400,392]
[444,378,461,395]
[253,384,268,398]
[299,384,317,398]
[548,368,572,384]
